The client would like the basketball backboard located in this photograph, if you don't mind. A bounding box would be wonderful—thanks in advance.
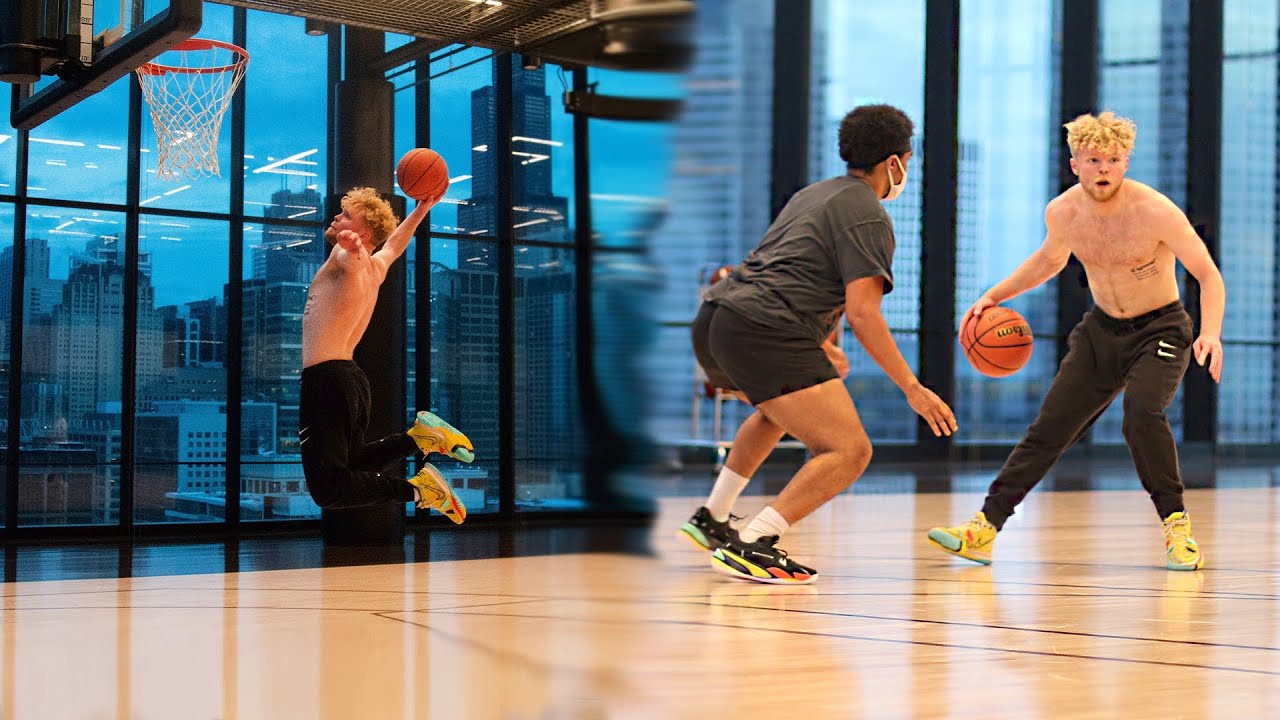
[2,0,201,129]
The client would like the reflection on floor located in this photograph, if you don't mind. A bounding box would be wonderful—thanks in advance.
[0,459,1277,718]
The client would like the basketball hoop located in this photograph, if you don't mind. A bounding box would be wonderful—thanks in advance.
[136,38,249,181]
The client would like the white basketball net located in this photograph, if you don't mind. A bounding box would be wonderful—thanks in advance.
[137,39,249,182]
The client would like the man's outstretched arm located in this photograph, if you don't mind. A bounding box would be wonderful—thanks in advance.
[372,201,433,278]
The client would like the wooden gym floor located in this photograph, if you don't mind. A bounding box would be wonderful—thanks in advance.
[0,479,1277,719]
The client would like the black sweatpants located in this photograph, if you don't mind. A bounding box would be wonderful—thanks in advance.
[299,360,418,509]
[982,301,1193,529]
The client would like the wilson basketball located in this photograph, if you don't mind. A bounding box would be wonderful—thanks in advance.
[396,148,449,201]
[960,306,1034,378]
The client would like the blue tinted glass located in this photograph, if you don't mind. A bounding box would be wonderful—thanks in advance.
[19,207,128,526]
[134,217,230,524]
[1218,0,1278,442]
[244,11,328,220]
[428,237,498,514]
[241,219,321,519]
[429,47,496,236]
[1094,0,1185,443]
[27,80,130,205]
[955,0,1059,444]
[514,245,581,509]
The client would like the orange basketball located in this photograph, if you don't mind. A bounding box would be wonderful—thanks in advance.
[959,306,1033,377]
[396,148,449,201]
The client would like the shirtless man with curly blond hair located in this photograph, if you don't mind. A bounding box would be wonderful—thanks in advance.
[928,112,1226,570]
[299,187,474,521]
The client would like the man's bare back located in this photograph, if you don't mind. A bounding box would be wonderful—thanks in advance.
[302,249,383,368]
[1049,180,1182,318]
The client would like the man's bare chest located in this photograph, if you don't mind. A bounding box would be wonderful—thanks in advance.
[312,263,378,298]
[1064,217,1160,268]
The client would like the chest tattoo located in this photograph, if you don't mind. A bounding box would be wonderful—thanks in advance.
[1130,259,1159,280]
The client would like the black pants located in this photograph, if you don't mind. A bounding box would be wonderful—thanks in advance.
[982,301,1193,529]
[299,360,417,509]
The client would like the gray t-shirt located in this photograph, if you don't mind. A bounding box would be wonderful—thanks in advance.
[704,175,895,342]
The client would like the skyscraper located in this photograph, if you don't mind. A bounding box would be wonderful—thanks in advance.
[0,238,64,323]
[445,62,576,505]
[239,277,308,453]
[458,64,569,243]
[53,236,162,425]
[236,189,326,456]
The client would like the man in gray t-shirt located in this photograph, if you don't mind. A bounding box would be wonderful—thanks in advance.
[704,173,897,345]
[681,104,958,585]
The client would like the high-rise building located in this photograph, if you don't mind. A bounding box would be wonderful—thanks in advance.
[239,278,308,453]
[234,191,327,456]
[156,297,226,371]
[514,246,577,493]
[52,237,162,425]
[0,238,63,323]
[185,297,226,367]
[445,61,575,504]
[135,400,281,521]
[458,64,570,242]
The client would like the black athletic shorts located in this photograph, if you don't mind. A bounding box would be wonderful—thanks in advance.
[691,301,839,405]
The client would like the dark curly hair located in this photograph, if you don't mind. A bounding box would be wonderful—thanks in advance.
[838,104,914,170]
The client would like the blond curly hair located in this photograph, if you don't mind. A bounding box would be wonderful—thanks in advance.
[341,187,398,246]
[1064,111,1136,156]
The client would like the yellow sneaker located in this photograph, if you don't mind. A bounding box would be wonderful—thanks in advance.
[927,511,997,565]
[1162,511,1203,571]
[408,464,467,524]
[407,411,474,463]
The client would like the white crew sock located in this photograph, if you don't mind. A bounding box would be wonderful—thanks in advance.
[705,466,751,521]
[739,505,790,544]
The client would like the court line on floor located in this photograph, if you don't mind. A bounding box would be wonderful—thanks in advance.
[0,586,554,601]
[0,598,549,614]
[374,609,644,698]
[430,608,1280,677]
[811,572,1280,600]
[663,600,1280,653]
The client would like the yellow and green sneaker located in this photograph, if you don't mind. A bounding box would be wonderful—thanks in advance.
[927,511,997,565]
[408,464,467,524]
[1162,511,1204,571]
[407,410,474,463]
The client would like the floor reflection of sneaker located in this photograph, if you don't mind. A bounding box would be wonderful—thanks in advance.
[710,535,818,585]
[408,463,467,524]
[678,506,737,551]
[407,410,475,463]
[1162,511,1204,571]
[927,511,998,565]
[709,581,819,603]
